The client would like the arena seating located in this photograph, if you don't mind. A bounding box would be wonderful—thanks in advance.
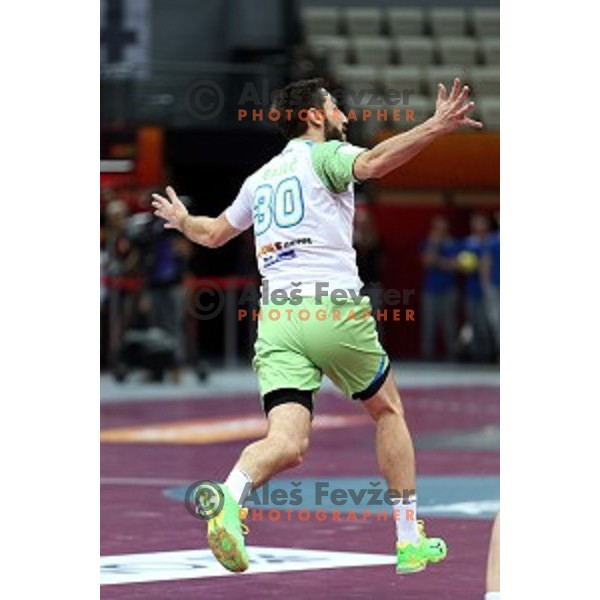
[301,6,500,132]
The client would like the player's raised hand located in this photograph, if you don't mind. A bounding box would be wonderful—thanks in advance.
[151,186,189,231]
[433,77,483,133]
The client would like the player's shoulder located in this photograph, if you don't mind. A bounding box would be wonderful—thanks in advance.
[310,139,343,155]
[311,140,366,161]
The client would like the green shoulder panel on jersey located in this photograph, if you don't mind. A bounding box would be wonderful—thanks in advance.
[309,140,367,194]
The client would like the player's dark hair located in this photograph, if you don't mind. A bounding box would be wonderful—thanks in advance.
[271,78,328,140]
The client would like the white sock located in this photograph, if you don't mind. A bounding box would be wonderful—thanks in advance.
[224,468,253,505]
[393,494,420,545]
[484,593,500,600]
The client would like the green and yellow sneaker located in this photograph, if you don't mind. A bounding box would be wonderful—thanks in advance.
[396,521,447,574]
[195,482,250,572]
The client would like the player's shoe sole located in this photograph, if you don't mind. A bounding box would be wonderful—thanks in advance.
[396,521,447,574]
[196,482,250,572]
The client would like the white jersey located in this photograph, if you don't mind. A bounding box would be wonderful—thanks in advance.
[225,138,367,297]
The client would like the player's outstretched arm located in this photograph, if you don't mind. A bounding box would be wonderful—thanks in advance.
[354,77,483,181]
[152,186,240,248]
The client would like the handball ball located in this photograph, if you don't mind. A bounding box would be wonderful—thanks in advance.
[457,251,479,273]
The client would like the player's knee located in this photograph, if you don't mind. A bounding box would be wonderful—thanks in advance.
[296,435,310,464]
[273,435,309,468]
[289,436,310,467]
[299,435,310,455]
[366,396,404,421]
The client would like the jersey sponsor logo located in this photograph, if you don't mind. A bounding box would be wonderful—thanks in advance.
[264,248,296,268]
[258,237,313,258]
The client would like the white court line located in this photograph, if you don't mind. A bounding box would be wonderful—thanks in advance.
[101,546,396,585]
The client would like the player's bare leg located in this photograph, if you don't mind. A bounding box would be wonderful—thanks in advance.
[485,513,500,599]
[362,370,447,573]
[232,402,312,490]
[197,401,311,572]
[362,371,416,494]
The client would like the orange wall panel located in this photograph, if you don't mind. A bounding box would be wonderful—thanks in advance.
[135,126,164,186]
[376,131,499,189]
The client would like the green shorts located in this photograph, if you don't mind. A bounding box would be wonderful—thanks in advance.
[252,296,389,404]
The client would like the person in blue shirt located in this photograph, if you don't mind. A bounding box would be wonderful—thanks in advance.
[481,214,500,355]
[420,216,459,361]
[460,213,495,362]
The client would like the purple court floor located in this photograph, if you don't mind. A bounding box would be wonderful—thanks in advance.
[101,372,499,599]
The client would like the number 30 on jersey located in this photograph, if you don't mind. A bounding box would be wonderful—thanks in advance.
[253,176,304,235]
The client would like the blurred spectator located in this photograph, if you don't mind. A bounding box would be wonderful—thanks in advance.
[102,195,192,377]
[146,232,190,368]
[481,213,500,357]
[124,207,192,375]
[459,213,495,362]
[354,207,384,314]
[101,210,108,305]
[103,199,141,365]
[101,210,109,367]
[420,216,459,361]
[105,199,139,278]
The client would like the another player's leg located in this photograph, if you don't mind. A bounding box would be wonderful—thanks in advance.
[198,394,312,572]
[361,370,447,574]
[485,512,500,599]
